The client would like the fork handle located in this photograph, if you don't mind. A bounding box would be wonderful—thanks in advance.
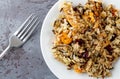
[0,46,11,59]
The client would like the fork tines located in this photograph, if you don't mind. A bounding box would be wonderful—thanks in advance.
[14,14,40,41]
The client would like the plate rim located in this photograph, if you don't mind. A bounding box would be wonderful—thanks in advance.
[40,1,60,79]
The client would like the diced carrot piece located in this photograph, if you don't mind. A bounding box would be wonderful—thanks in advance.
[82,12,95,23]
[89,12,95,23]
[60,32,72,44]
[73,65,84,73]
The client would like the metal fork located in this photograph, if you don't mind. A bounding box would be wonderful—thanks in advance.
[0,14,40,59]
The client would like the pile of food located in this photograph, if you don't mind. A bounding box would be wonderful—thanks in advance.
[52,0,120,78]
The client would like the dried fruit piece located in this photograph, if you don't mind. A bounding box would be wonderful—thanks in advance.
[110,34,117,41]
[105,45,113,55]
[111,8,118,16]
[74,39,85,45]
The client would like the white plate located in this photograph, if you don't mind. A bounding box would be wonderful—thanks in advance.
[40,0,120,79]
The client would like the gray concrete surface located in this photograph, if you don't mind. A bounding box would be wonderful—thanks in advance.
[0,0,58,79]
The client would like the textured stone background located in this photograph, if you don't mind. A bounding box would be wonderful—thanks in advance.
[0,0,58,79]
